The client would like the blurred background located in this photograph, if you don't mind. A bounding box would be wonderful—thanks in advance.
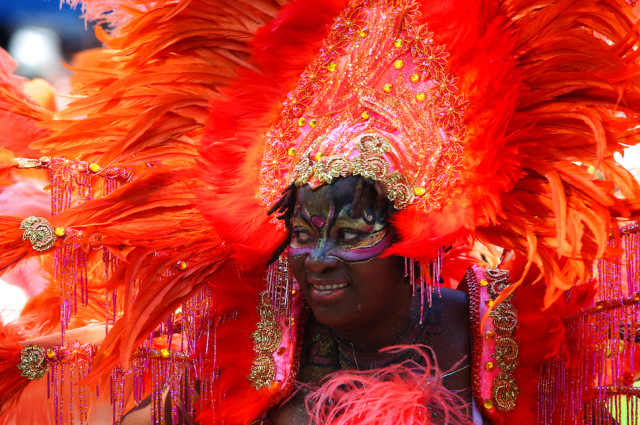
[0,0,99,85]
[0,0,99,322]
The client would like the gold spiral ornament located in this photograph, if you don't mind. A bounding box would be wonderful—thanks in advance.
[19,216,57,252]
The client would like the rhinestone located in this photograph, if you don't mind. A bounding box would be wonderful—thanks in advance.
[485,330,496,340]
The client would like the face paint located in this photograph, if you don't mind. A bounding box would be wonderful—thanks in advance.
[290,191,391,263]
[287,177,408,333]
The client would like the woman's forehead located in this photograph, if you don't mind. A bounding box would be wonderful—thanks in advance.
[296,178,357,213]
[294,177,387,222]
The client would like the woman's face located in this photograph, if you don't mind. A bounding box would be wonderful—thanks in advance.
[288,178,409,332]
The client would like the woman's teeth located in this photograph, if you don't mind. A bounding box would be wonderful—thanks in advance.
[311,282,348,291]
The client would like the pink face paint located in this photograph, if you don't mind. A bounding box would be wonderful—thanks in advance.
[311,216,326,228]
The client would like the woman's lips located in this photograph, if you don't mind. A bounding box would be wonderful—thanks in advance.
[307,278,348,292]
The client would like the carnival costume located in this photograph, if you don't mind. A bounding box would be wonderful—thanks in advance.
[1,0,640,424]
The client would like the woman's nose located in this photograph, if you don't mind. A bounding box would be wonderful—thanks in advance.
[304,243,339,273]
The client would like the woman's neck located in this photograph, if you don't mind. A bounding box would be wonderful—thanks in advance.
[329,291,418,356]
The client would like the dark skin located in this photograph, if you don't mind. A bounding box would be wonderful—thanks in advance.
[267,177,471,424]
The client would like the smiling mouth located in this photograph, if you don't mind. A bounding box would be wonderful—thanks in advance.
[308,280,348,291]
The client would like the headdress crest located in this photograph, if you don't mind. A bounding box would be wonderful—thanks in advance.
[258,0,467,212]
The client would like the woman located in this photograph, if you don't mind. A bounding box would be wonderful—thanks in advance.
[1,0,639,424]
[266,176,473,424]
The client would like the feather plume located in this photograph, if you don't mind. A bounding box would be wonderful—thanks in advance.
[306,345,471,425]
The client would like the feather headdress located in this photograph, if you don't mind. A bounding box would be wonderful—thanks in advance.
[0,0,638,423]
[197,0,640,422]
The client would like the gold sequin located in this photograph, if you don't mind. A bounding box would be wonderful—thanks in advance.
[383,83,393,93]
[480,279,488,287]
[309,118,318,127]
[89,163,101,173]
[359,29,368,38]
[485,361,495,371]
[327,62,337,72]
[55,227,66,237]
[414,186,426,196]
[393,59,404,69]
[297,117,307,127]
[410,73,420,83]
[416,92,426,102]
[160,348,171,358]
[176,261,187,270]
[484,399,494,410]
[485,330,496,340]
[361,111,371,120]
[287,147,296,156]
[314,152,324,161]
[394,39,404,48]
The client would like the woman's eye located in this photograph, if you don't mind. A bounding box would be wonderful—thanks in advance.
[338,229,362,242]
[292,229,313,244]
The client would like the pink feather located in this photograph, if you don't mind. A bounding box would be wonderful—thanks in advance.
[306,345,472,425]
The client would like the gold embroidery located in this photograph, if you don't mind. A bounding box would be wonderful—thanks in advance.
[485,267,519,411]
[352,153,389,181]
[20,216,57,252]
[292,133,413,209]
[248,291,282,390]
[316,156,352,183]
[17,345,49,380]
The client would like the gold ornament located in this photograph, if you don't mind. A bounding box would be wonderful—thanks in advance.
[20,217,57,252]
[17,345,49,380]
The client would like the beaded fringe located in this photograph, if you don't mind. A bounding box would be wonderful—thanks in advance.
[40,157,215,424]
[539,224,640,424]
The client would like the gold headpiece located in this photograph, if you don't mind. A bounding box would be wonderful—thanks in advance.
[258,0,467,211]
